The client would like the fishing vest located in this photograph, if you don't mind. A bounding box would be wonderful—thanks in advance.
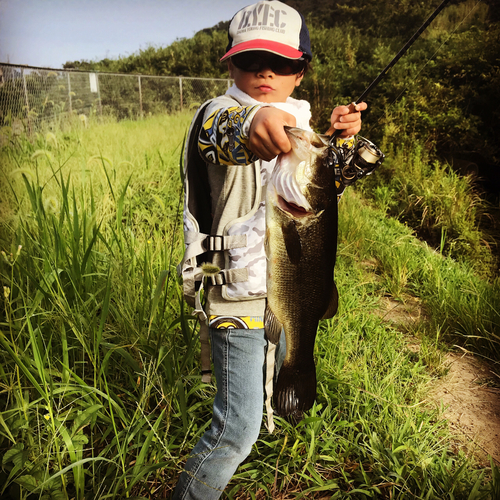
[177,97,267,382]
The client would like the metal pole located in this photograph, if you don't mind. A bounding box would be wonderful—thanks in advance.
[21,68,32,135]
[179,77,183,112]
[67,72,73,115]
[96,73,102,117]
[138,75,143,119]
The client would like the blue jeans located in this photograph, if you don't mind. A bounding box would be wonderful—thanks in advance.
[172,327,286,500]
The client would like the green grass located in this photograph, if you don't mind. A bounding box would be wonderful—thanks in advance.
[338,189,500,363]
[358,130,498,278]
[1,114,499,499]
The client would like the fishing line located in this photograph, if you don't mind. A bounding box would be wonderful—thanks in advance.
[374,0,484,124]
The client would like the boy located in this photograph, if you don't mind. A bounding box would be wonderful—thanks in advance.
[174,1,366,498]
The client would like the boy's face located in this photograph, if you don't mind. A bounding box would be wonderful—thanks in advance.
[228,52,304,103]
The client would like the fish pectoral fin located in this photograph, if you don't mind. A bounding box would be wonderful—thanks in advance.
[264,305,282,344]
[282,219,302,265]
[321,281,339,320]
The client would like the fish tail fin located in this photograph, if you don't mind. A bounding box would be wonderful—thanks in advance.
[273,365,316,417]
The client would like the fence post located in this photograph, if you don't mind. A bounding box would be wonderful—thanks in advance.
[67,72,73,115]
[21,68,33,135]
[138,75,143,119]
[179,77,183,112]
[96,74,102,117]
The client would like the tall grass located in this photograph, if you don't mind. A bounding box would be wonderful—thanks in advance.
[339,188,500,362]
[359,100,498,278]
[0,114,209,498]
[1,115,499,499]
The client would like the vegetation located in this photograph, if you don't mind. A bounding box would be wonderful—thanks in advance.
[63,0,500,167]
[1,110,499,498]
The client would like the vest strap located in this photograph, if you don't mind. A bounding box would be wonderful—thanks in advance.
[203,234,247,252]
[190,267,249,385]
[179,232,247,269]
[200,320,212,383]
[209,267,248,286]
[264,341,276,433]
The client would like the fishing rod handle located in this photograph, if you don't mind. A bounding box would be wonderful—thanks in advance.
[326,102,359,138]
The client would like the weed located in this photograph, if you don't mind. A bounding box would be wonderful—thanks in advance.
[1,114,499,499]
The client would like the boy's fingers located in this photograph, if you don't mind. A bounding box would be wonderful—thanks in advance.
[249,130,287,160]
[269,126,292,154]
[330,106,350,123]
[328,101,367,137]
[249,128,288,160]
[252,137,284,161]
[332,101,367,117]
[249,108,295,160]
[334,119,362,136]
[338,112,361,123]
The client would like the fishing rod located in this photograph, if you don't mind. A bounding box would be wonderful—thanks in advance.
[328,0,454,189]
[354,0,453,105]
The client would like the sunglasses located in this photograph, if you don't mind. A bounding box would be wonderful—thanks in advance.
[231,51,307,76]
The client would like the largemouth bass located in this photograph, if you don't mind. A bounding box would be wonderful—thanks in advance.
[265,126,339,418]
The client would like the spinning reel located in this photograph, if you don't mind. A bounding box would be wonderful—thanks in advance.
[327,136,385,194]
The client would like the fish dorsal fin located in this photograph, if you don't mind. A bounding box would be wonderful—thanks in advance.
[282,219,302,265]
[321,281,339,320]
[264,304,282,344]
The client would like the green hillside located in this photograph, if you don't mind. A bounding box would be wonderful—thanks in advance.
[63,0,500,168]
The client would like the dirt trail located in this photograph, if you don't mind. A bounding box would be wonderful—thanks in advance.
[379,296,500,465]
[429,351,500,464]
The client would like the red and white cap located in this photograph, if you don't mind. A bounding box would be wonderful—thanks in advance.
[220,0,312,62]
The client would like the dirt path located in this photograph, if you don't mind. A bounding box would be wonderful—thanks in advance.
[429,351,500,464]
[379,296,500,465]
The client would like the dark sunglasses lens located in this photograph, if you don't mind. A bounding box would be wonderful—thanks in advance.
[273,58,304,75]
[232,53,260,72]
[232,53,305,75]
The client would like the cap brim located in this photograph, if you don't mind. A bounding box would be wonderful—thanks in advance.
[220,40,303,62]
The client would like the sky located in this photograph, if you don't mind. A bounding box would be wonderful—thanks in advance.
[0,0,253,69]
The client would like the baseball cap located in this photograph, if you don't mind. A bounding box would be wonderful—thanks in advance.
[220,0,312,62]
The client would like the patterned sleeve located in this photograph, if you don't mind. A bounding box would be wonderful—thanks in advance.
[198,105,262,166]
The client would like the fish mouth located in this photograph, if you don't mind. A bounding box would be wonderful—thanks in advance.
[277,195,313,218]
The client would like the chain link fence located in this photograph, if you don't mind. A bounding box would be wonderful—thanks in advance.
[0,63,232,134]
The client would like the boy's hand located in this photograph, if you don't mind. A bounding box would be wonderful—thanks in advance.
[327,102,367,138]
[248,107,297,161]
